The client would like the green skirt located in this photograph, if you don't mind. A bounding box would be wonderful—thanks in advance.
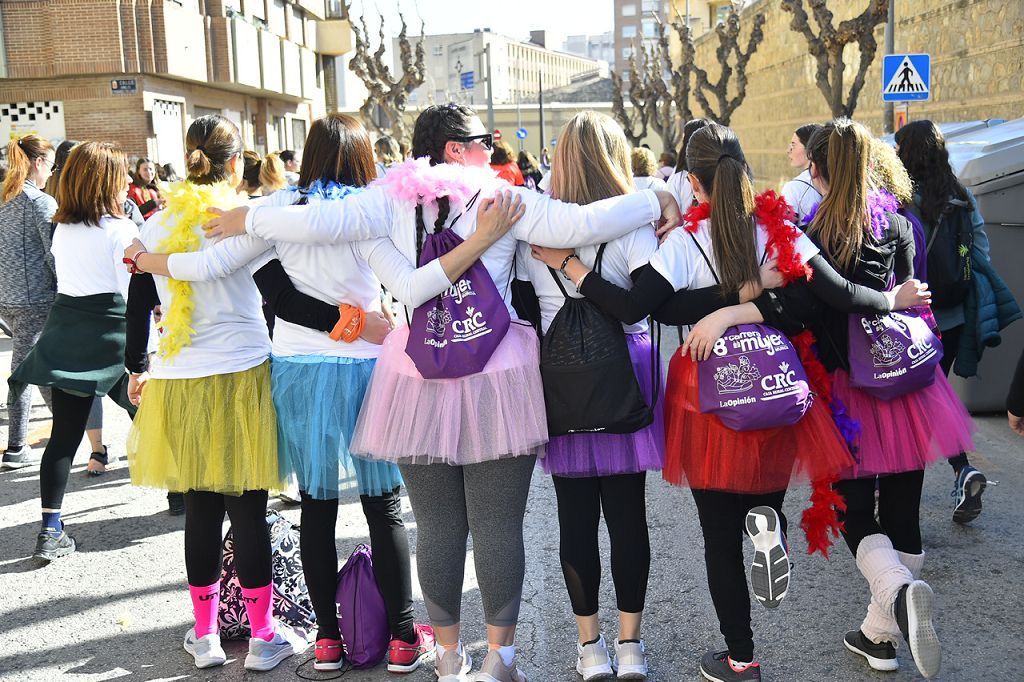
[8,293,135,414]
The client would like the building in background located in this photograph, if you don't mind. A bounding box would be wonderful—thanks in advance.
[563,32,615,66]
[399,30,606,109]
[0,0,345,166]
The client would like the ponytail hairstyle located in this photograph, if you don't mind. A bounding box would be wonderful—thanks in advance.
[675,118,712,172]
[894,119,968,224]
[631,146,658,177]
[410,103,477,256]
[184,114,243,185]
[260,152,288,192]
[549,111,633,206]
[298,113,377,189]
[240,150,263,192]
[44,139,80,197]
[685,123,758,295]
[805,118,872,271]
[2,134,55,203]
[52,141,128,226]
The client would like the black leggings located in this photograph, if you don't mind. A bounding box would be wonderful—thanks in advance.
[835,470,924,556]
[552,472,650,616]
[183,489,272,588]
[939,325,969,473]
[39,389,94,509]
[299,487,415,642]
[691,488,787,663]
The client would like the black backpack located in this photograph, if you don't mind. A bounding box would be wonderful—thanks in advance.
[540,244,659,436]
[925,197,974,308]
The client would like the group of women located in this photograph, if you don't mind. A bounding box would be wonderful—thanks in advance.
[2,101,994,682]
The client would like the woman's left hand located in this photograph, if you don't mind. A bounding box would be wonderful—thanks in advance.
[128,372,149,406]
[530,245,574,270]
[203,206,250,240]
[681,308,734,362]
[124,239,147,271]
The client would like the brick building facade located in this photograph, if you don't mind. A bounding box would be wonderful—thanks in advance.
[0,0,342,167]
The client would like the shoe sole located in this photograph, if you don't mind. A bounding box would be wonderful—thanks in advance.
[389,653,429,673]
[698,665,729,682]
[436,651,472,682]
[905,581,941,678]
[745,506,790,609]
[952,471,986,524]
[314,659,345,671]
[2,460,30,470]
[244,647,297,672]
[615,666,648,680]
[843,636,898,672]
[476,674,526,682]
[183,641,227,669]
[576,659,614,680]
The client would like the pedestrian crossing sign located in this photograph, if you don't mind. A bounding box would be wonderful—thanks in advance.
[883,54,930,102]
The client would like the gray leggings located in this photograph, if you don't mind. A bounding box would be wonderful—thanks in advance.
[1,305,53,448]
[399,455,536,628]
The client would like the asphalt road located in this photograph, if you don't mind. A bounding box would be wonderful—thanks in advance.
[1,333,1020,682]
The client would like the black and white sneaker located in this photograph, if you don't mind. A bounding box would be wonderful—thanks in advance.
[895,581,941,678]
[2,446,32,470]
[952,465,987,524]
[843,629,897,671]
[699,650,761,681]
[745,506,790,609]
[33,528,76,562]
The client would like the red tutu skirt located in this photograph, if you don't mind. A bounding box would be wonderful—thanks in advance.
[663,352,856,493]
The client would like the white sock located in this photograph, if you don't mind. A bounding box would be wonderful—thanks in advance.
[436,641,462,661]
[729,657,753,670]
[497,645,516,666]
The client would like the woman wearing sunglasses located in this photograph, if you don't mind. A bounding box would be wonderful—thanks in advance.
[202,103,684,682]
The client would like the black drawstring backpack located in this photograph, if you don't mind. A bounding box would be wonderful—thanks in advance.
[540,244,659,436]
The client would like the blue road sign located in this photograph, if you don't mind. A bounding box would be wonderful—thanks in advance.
[883,54,930,102]
[460,71,475,90]
[516,128,528,139]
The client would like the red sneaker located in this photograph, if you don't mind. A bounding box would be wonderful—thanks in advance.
[387,623,435,673]
[314,637,344,671]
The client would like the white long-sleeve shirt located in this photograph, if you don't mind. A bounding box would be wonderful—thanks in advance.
[243,177,662,322]
[166,189,452,358]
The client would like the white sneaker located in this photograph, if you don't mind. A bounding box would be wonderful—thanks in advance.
[576,635,614,681]
[436,645,473,681]
[243,623,310,671]
[183,630,227,669]
[613,639,648,680]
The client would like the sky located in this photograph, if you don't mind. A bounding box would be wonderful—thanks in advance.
[345,0,614,53]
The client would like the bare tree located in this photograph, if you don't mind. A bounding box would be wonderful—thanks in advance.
[781,0,889,118]
[644,19,682,153]
[610,50,650,147]
[348,8,426,147]
[669,16,695,129]
[691,3,766,126]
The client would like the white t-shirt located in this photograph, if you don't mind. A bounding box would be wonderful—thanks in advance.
[244,172,662,323]
[666,171,694,212]
[166,189,451,359]
[52,216,139,299]
[781,169,822,224]
[651,217,820,291]
[139,209,270,379]
[632,176,668,192]
[517,224,658,335]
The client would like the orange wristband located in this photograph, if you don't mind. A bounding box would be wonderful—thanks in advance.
[330,304,364,342]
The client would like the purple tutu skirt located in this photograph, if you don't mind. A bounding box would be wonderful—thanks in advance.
[832,367,975,479]
[351,321,548,465]
[542,331,665,477]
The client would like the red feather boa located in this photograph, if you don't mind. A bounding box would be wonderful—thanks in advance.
[687,191,845,557]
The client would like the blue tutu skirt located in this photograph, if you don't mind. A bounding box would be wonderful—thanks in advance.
[272,355,403,498]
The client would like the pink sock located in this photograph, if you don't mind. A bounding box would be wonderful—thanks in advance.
[240,584,275,642]
[188,582,220,638]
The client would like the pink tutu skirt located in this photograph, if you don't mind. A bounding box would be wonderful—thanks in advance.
[351,321,548,465]
[542,332,665,477]
[831,367,975,479]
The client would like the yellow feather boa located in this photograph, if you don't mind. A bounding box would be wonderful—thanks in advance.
[156,181,245,359]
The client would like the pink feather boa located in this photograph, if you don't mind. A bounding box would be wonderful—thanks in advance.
[370,158,506,209]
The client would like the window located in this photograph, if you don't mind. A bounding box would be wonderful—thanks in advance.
[642,19,658,37]
[621,3,636,17]
[641,0,661,11]
[432,45,443,57]
[621,47,633,60]
[621,25,636,38]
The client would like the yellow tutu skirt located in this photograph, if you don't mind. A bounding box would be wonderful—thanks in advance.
[127,361,283,495]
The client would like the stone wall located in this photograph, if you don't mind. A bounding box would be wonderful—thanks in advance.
[685,0,1024,190]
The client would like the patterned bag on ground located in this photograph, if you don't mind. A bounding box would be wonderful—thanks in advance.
[848,308,943,400]
[697,324,814,431]
[336,544,389,668]
[218,511,315,639]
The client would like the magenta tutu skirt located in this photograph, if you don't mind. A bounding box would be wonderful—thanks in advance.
[351,321,548,465]
[542,332,665,477]
[831,367,975,478]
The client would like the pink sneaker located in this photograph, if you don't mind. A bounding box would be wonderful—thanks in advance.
[387,623,435,673]
[314,637,344,671]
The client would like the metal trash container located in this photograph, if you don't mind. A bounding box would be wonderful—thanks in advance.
[879,119,1005,146]
[944,118,1024,412]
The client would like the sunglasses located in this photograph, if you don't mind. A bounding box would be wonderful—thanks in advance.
[451,133,493,151]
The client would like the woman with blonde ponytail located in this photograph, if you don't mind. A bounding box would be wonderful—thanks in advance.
[0,134,57,469]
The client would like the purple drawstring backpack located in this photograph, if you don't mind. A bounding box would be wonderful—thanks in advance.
[689,232,814,431]
[847,308,943,400]
[404,195,512,379]
[336,544,389,668]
